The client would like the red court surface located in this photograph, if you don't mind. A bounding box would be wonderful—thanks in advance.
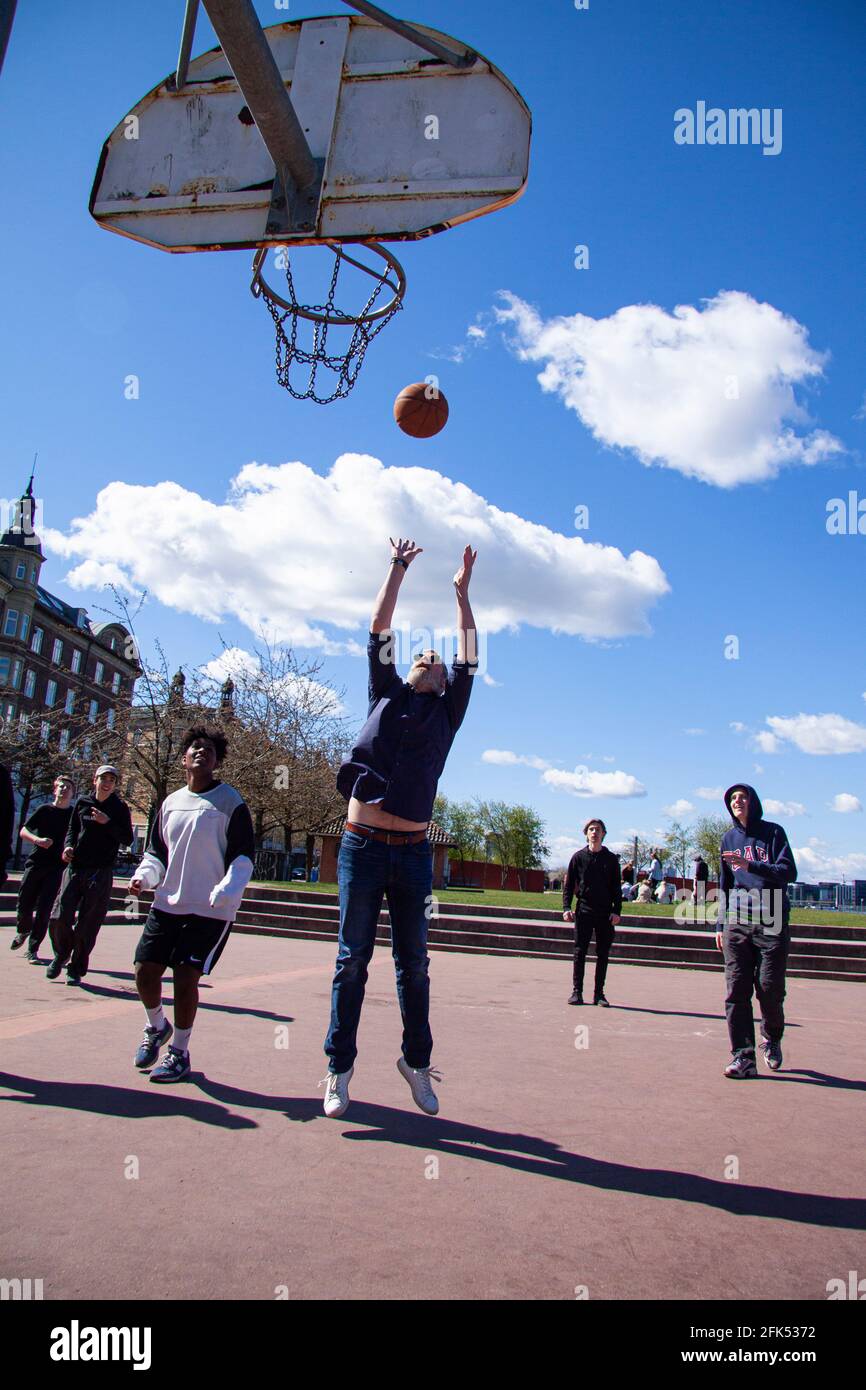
[1,924,864,1301]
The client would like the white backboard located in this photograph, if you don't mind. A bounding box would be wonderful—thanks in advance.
[90,14,531,252]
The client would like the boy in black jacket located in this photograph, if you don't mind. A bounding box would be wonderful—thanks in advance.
[562,818,622,1006]
[715,783,797,1078]
[47,765,134,986]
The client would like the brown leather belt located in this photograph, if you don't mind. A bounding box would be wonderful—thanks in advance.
[345,821,428,845]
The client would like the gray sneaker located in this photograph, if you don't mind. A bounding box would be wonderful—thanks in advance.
[760,1039,783,1071]
[724,1051,758,1079]
[149,1046,191,1084]
[134,1020,174,1069]
[397,1058,442,1115]
[10,933,27,951]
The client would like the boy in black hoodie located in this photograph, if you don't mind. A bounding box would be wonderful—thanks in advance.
[716,784,797,1078]
[47,765,133,985]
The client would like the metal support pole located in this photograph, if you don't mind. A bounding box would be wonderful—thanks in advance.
[173,0,200,92]
[201,0,318,191]
[340,0,476,69]
[0,0,18,78]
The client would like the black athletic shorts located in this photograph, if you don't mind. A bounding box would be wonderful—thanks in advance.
[134,907,232,976]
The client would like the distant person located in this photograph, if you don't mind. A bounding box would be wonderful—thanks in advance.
[0,762,14,891]
[647,852,663,892]
[46,766,134,986]
[692,854,709,904]
[562,818,622,1006]
[716,784,797,1079]
[323,537,479,1119]
[129,727,255,1083]
[655,878,675,904]
[10,776,75,962]
[621,860,635,900]
[634,878,654,905]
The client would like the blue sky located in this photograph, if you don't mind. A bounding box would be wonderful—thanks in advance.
[2,0,864,878]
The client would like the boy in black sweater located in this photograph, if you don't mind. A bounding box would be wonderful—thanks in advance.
[47,765,133,985]
[10,775,75,961]
[562,818,622,1006]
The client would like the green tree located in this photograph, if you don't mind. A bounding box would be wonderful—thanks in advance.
[435,795,484,885]
[507,804,549,891]
[693,814,730,880]
[664,819,696,879]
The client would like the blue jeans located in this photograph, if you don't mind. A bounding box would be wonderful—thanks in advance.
[325,832,433,1074]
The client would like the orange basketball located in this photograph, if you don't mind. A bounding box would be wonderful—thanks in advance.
[393,381,450,438]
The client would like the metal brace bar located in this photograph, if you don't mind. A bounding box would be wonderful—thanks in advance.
[173,0,200,92]
[201,0,318,192]
[339,0,476,69]
[0,0,18,78]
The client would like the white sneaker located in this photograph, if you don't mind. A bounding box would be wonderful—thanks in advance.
[320,1066,354,1118]
[397,1058,442,1115]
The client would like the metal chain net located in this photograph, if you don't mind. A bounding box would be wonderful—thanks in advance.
[262,246,403,403]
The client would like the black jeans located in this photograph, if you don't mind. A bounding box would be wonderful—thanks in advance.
[16,860,64,949]
[50,865,115,977]
[723,921,790,1054]
[573,912,615,997]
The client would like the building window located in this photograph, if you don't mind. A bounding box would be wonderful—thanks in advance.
[0,657,9,685]
[64,689,75,715]
[17,712,29,741]
[52,638,63,664]
[15,560,26,580]
[40,720,50,746]
[83,737,92,760]
[88,699,98,723]
[45,679,58,708]
[11,659,22,689]
[95,661,105,685]
[20,614,30,642]
[70,648,82,675]
[31,627,44,655]
[23,669,36,699]
[3,609,18,637]
[3,701,16,725]
[112,671,122,695]
[30,566,37,584]
[107,707,116,731]
[59,728,70,752]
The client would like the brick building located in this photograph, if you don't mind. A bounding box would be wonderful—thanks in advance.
[0,477,141,832]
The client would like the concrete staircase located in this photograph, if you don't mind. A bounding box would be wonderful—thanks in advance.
[2,876,865,982]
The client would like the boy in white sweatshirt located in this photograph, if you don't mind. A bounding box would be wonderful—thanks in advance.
[129,726,255,1082]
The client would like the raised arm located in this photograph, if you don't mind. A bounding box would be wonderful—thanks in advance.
[370,536,423,634]
[453,545,478,664]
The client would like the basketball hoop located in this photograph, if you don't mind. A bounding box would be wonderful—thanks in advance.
[250,241,406,403]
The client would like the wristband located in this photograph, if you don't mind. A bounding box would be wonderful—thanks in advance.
[391,557,408,570]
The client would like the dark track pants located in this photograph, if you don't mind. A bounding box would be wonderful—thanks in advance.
[573,912,615,998]
[723,921,790,1055]
[16,860,63,950]
[50,866,114,978]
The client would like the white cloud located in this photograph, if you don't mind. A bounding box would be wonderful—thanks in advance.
[683,727,705,736]
[496,289,843,488]
[830,793,863,813]
[664,799,695,817]
[482,673,502,687]
[793,844,866,883]
[694,786,724,800]
[200,649,346,715]
[763,799,806,817]
[764,713,866,756]
[754,731,781,754]
[481,749,550,770]
[431,316,489,364]
[542,765,646,799]
[43,456,669,653]
[548,834,584,866]
[730,721,746,733]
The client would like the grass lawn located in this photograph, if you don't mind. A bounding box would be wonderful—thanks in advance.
[253,878,864,927]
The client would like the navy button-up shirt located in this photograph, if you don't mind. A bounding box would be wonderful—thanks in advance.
[337,632,478,823]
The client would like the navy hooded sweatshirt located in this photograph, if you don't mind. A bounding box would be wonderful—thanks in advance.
[719,783,797,927]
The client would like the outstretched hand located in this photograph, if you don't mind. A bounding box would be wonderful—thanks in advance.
[453,545,477,589]
[390,536,423,567]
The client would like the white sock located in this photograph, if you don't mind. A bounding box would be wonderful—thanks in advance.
[173,1025,192,1054]
[145,1005,166,1031]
